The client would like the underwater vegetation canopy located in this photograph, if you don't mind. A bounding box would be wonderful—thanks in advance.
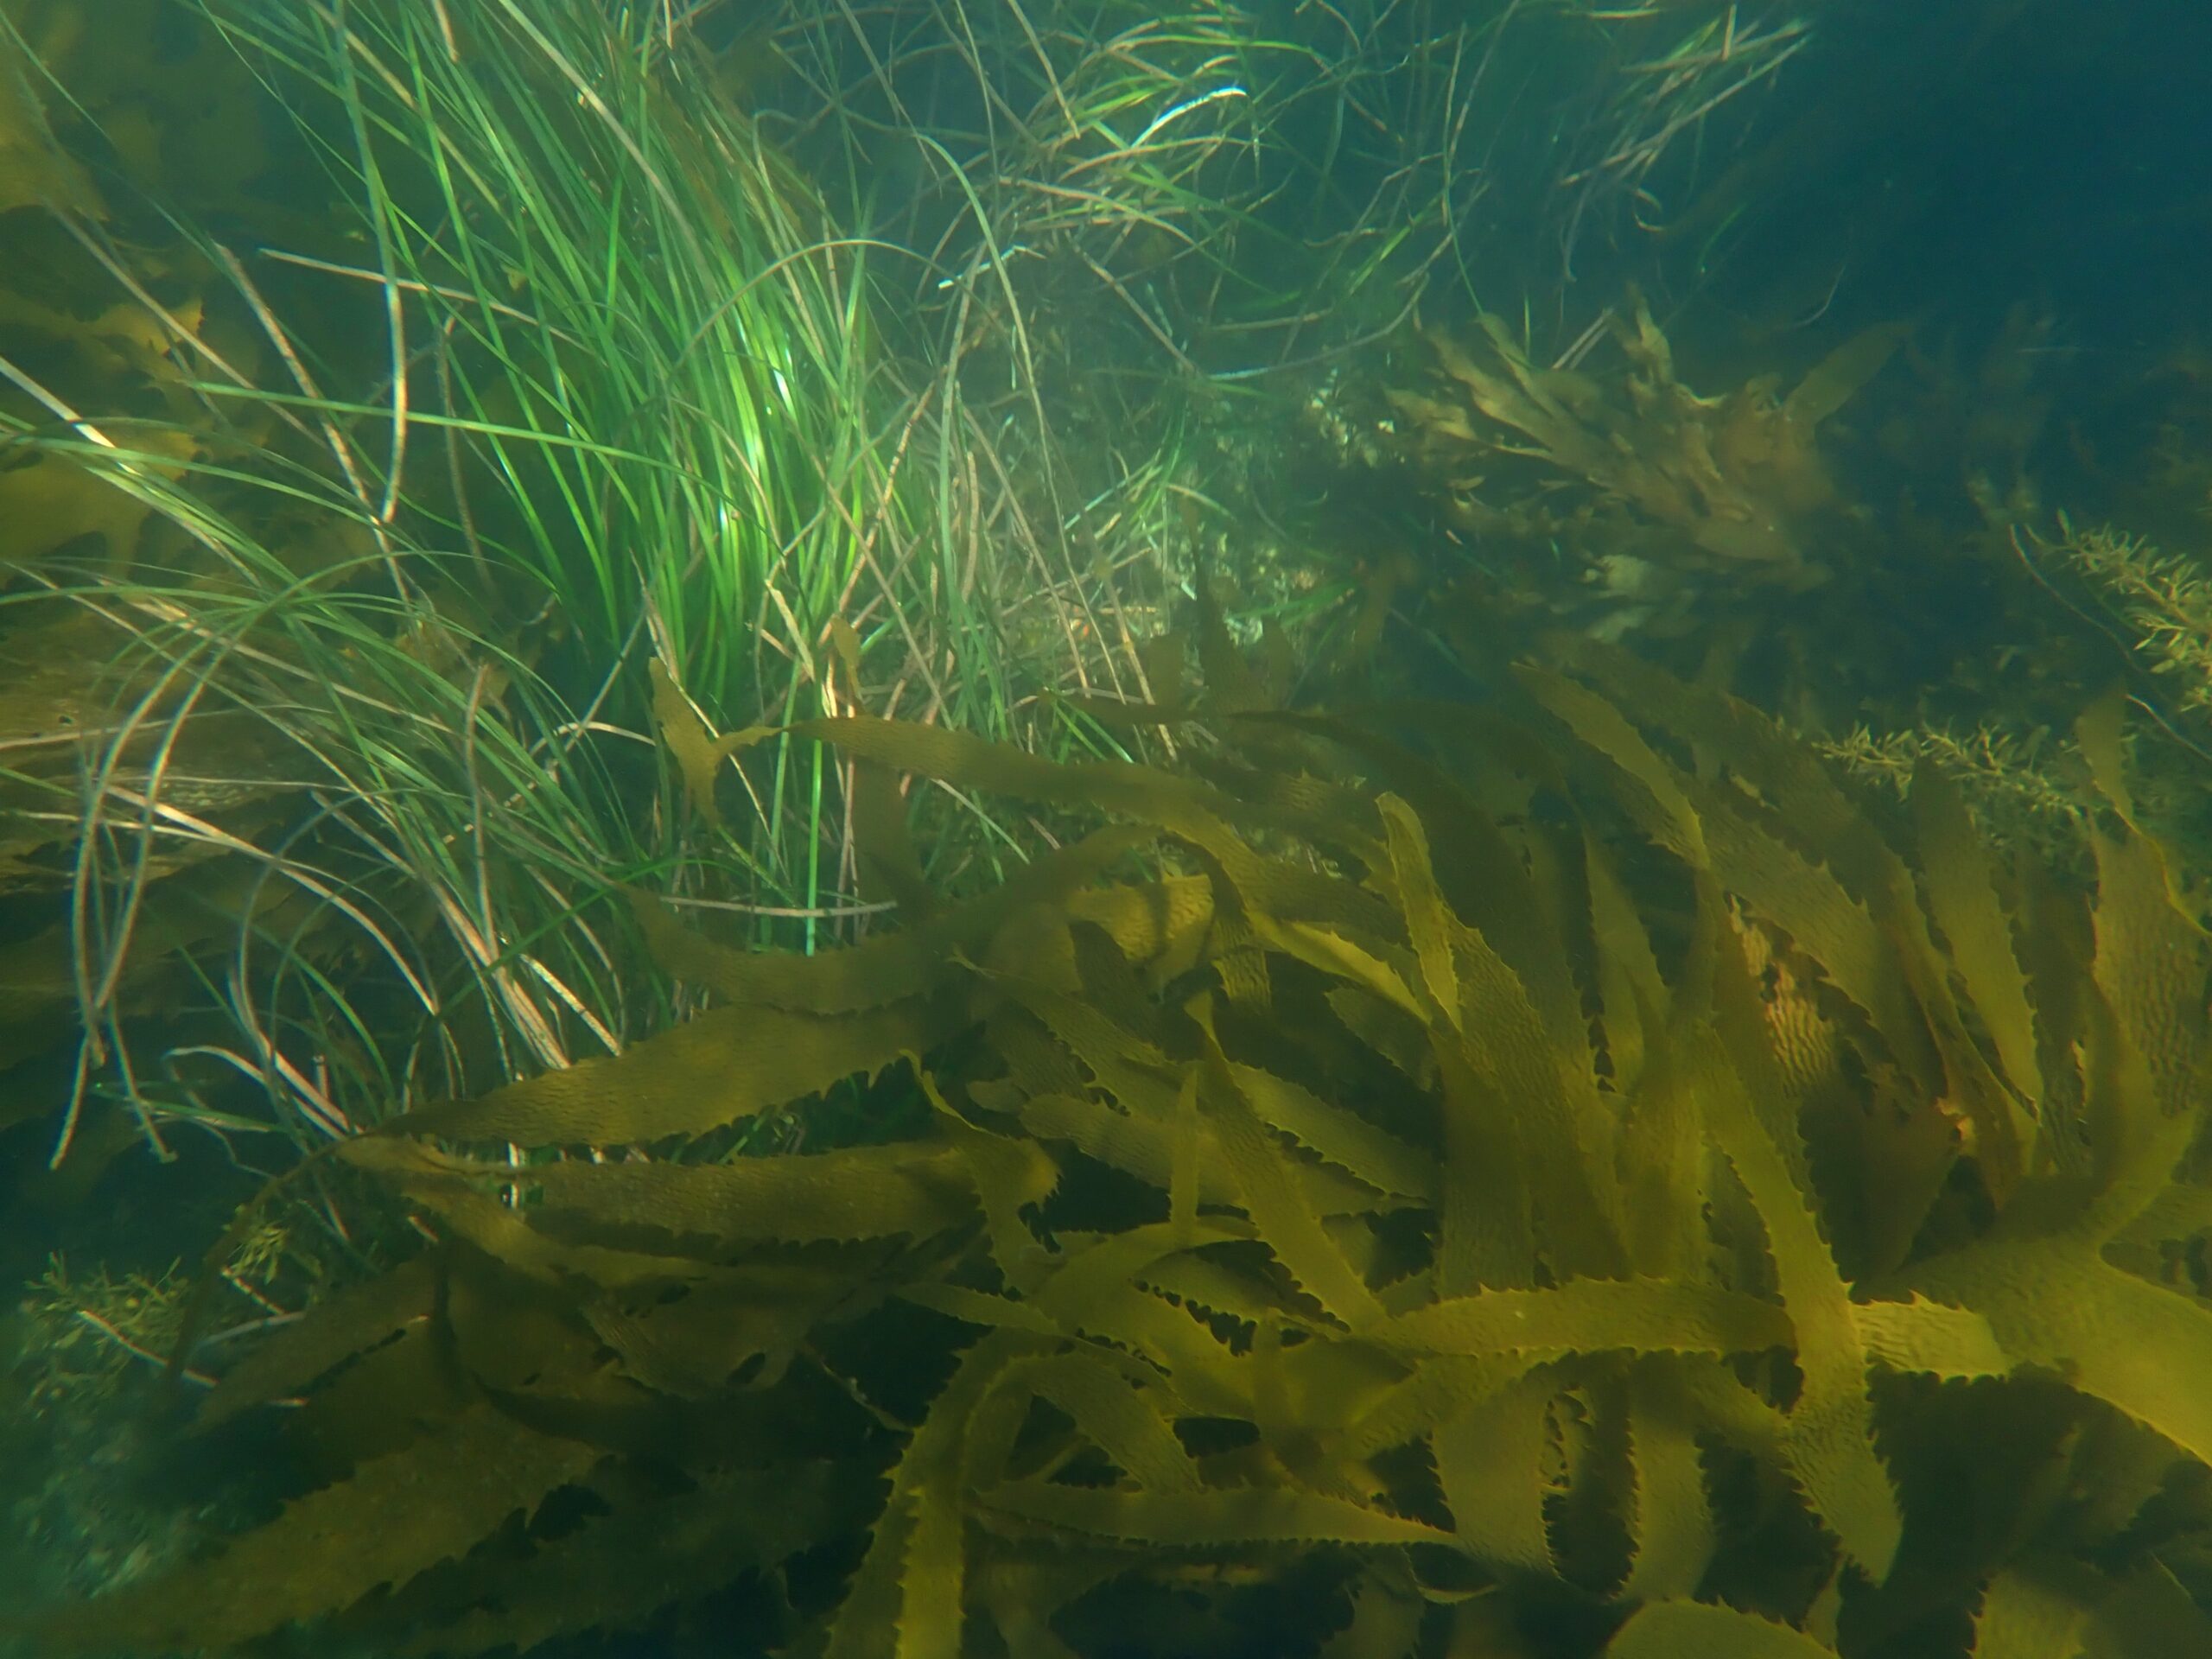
[20,639,2212,1657]
[10,0,2212,1654]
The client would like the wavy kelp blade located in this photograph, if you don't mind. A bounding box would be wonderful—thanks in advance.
[851,758,937,918]
[650,658,773,829]
[787,713,1239,830]
[40,1408,600,1653]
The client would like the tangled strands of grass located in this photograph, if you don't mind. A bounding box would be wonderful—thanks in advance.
[0,0,1010,1182]
[0,0,1848,1201]
[1548,3,1816,276]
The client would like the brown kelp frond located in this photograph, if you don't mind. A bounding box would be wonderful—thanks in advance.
[26,645,2212,1657]
[1385,295,1906,608]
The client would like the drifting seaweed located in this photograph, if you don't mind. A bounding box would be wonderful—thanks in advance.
[1382,296,1907,640]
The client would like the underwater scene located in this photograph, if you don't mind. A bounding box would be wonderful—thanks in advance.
[3,1,2212,1655]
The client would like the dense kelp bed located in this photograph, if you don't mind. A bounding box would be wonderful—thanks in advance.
[9,1,2212,1655]
[10,633,2209,1657]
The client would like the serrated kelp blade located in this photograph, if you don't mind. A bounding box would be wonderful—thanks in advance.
[337,1141,730,1294]
[43,1408,600,1653]
[1586,824,1669,1093]
[1019,1090,1236,1210]
[982,1482,1452,1548]
[198,1254,438,1427]
[897,1479,966,1659]
[1548,642,1942,1090]
[1685,1025,1903,1580]
[1430,913,1625,1280]
[1027,1220,1242,1338]
[2080,824,2210,1239]
[1006,973,1180,1111]
[1319,1568,1426,1659]
[996,1352,1204,1493]
[1224,1059,1431,1203]
[824,1331,1027,1659]
[1377,791,1463,1027]
[1910,761,2044,1110]
[1781,321,1910,429]
[1433,1367,1556,1572]
[523,1141,998,1246]
[1848,1296,2008,1381]
[788,714,1247,835]
[1246,912,1423,1018]
[1617,1023,1707,1282]
[850,756,935,918]
[1907,1238,2212,1467]
[1516,663,1706,864]
[1335,1351,1534,1465]
[649,658,771,829]
[1195,996,1387,1328]
[397,997,953,1145]
[1378,1278,1789,1361]
[1550,639,1898,904]
[918,1071,1062,1294]
[1967,1563,2094,1659]
[630,823,1154,1013]
[1428,1024,1538,1294]
[404,1461,871,1656]
[1693,785,1932,1088]
[1230,707,1591,1052]
[972,1555,1115,1659]
[2083,1560,2212,1657]
[1619,1362,1717,1602]
[1605,1599,1841,1658]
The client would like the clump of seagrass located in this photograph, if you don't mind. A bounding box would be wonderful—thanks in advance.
[23,637,2212,1659]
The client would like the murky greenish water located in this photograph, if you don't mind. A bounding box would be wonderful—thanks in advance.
[4,3,2211,1655]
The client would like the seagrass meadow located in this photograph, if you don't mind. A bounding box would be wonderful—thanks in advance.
[5,2,2212,1656]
